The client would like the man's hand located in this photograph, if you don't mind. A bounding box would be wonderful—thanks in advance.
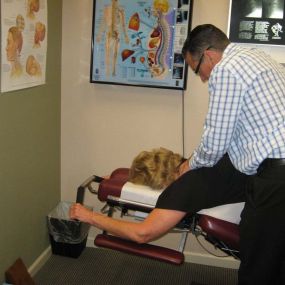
[179,159,190,176]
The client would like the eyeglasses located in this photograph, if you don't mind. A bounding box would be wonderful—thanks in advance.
[194,46,213,75]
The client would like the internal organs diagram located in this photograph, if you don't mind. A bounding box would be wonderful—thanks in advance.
[121,0,172,78]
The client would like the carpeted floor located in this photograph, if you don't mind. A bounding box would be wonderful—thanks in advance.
[34,247,238,285]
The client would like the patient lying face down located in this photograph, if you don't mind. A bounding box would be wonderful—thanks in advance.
[128,147,186,190]
[70,147,189,245]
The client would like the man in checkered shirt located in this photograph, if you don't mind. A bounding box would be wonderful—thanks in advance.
[158,24,285,285]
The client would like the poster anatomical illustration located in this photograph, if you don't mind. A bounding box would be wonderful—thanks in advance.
[90,0,193,90]
[1,0,47,92]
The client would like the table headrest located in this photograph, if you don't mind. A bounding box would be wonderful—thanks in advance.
[121,181,163,206]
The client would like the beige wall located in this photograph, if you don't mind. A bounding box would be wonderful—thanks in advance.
[61,0,285,205]
[61,0,235,266]
[61,0,285,267]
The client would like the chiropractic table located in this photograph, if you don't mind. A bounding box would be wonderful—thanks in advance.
[76,168,244,265]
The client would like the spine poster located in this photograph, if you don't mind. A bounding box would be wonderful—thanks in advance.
[90,0,193,90]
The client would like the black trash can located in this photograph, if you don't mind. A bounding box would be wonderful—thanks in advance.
[47,201,92,258]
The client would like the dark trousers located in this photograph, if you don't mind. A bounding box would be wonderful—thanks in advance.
[239,163,285,285]
[156,155,285,285]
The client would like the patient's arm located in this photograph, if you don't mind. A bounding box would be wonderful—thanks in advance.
[69,203,186,244]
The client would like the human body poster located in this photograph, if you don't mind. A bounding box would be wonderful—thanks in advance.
[91,0,192,90]
[1,0,47,92]
[229,0,285,45]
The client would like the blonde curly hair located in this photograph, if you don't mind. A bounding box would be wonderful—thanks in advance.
[128,148,184,190]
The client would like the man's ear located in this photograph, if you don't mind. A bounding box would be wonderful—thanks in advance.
[205,49,222,64]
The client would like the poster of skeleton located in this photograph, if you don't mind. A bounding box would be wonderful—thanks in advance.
[90,0,193,90]
[228,0,285,45]
[1,0,47,92]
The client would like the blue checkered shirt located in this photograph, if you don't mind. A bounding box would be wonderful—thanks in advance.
[190,43,285,175]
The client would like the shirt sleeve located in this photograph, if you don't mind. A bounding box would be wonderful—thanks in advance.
[190,67,245,169]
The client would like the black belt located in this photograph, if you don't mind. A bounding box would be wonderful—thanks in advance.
[259,158,285,171]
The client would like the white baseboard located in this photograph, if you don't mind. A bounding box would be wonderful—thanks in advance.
[184,250,240,269]
[28,246,52,277]
[87,235,240,269]
[87,236,96,247]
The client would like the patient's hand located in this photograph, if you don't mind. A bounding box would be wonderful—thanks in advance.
[69,203,93,224]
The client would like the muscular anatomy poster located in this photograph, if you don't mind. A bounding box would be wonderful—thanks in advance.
[90,0,193,90]
[1,0,47,92]
[228,0,285,45]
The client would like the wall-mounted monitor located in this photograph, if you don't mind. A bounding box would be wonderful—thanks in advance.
[90,0,193,90]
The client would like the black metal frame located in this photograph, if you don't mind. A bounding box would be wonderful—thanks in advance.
[90,0,194,90]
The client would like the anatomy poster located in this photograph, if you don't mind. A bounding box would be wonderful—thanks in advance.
[228,0,285,45]
[1,0,47,92]
[90,0,193,90]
